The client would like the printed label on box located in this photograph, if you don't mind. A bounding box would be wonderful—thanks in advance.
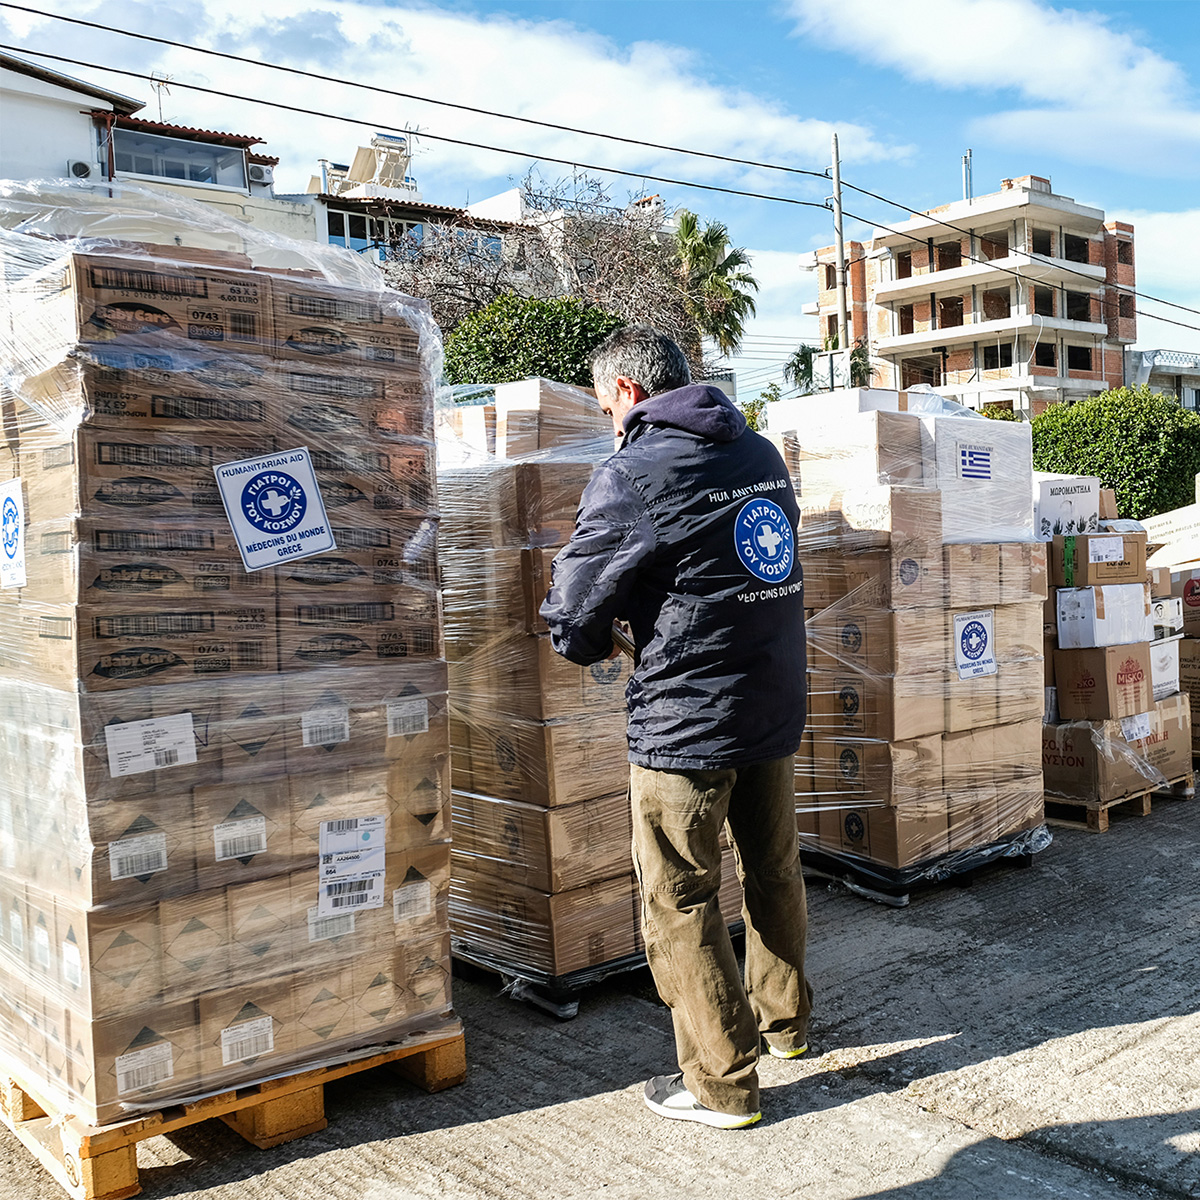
[8,912,23,953]
[61,940,83,988]
[957,443,993,481]
[1120,711,1153,742]
[306,905,356,942]
[214,446,336,572]
[220,1014,275,1065]
[302,705,350,747]
[393,879,433,923]
[115,1042,174,1095]
[953,609,998,680]
[33,924,50,968]
[0,479,26,588]
[213,816,268,861]
[1089,536,1126,564]
[317,814,386,916]
[387,697,429,737]
[106,713,197,777]
[109,832,169,880]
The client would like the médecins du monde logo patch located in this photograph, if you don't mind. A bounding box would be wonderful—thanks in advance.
[733,498,794,583]
[241,470,308,535]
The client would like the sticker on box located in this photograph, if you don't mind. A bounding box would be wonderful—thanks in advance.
[957,443,993,481]
[214,446,336,571]
[306,905,356,942]
[220,1014,275,1065]
[317,814,386,915]
[61,940,83,988]
[954,609,998,680]
[105,713,197,777]
[393,879,433,923]
[1088,536,1126,564]
[302,705,350,747]
[115,1042,174,1094]
[0,479,26,589]
[1120,711,1153,742]
[213,816,268,862]
[108,832,168,880]
[387,697,429,737]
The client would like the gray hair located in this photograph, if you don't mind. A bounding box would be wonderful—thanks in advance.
[590,325,691,397]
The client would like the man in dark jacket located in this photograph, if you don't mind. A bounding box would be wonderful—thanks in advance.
[540,325,811,1130]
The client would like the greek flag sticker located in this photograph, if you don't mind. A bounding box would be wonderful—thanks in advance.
[733,498,794,583]
[957,443,994,481]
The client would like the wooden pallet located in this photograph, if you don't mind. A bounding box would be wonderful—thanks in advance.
[1045,772,1195,833]
[0,1027,466,1200]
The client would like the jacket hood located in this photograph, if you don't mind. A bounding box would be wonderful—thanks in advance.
[623,383,747,443]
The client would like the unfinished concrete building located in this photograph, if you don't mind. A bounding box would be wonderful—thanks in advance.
[804,175,1136,415]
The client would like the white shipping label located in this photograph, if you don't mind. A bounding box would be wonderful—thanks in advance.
[109,832,169,880]
[213,816,268,862]
[302,705,350,747]
[106,713,197,778]
[306,905,356,943]
[953,609,998,680]
[1089,536,1126,564]
[220,1015,275,1066]
[317,874,385,916]
[316,814,386,917]
[33,925,50,968]
[62,941,83,988]
[214,446,336,572]
[1120,712,1153,742]
[0,479,26,588]
[393,880,433,924]
[956,442,994,481]
[387,697,429,738]
[8,912,23,954]
[115,1042,174,1095]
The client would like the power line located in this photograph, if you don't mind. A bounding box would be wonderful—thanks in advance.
[0,43,832,215]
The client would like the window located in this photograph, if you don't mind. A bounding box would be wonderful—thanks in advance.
[1185,387,1200,410]
[825,314,839,342]
[896,251,913,279]
[901,357,941,388]
[980,233,1008,260]
[1117,241,1134,266]
[937,296,964,328]
[982,289,1011,321]
[1064,234,1090,264]
[1034,343,1057,368]
[327,211,346,240]
[1033,286,1055,317]
[347,214,368,241]
[1066,291,1092,322]
[898,304,914,335]
[1066,345,1092,372]
[1119,294,1135,318]
[1031,228,1054,257]
[935,241,962,271]
[823,264,837,290]
[983,344,1013,370]
[112,128,246,189]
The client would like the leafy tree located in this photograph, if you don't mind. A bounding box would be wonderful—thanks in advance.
[674,210,759,357]
[739,381,781,432]
[443,293,624,387]
[784,336,871,392]
[1030,385,1200,519]
[981,403,1023,421]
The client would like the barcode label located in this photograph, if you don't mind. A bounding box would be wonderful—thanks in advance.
[306,905,355,942]
[33,925,50,968]
[8,912,22,953]
[323,879,375,907]
[95,611,216,637]
[387,698,428,737]
[236,640,266,667]
[109,832,169,879]
[1089,536,1126,564]
[1120,711,1153,742]
[91,264,206,296]
[115,1042,174,1095]
[302,706,350,746]
[229,311,258,342]
[213,816,268,861]
[220,1015,274,1065]
[316,813,386,915]
[96,529,215,551]
[325,818,358,833]
[393,880,433,924]
[61,941,83,987]
[106,712,197,777]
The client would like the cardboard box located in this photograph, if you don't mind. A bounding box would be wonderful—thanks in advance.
[401,931,453,1021]
[441,549,546,647]
[809,670,944,741]
[1179,639,1200,751]
[197,980,296,1088]
[1051,532,1148,587]
[843,544,944,609]
[1150,596,1184,640]
[998,542,1049,604]
[816,801,947,868]
[1099,488,1118,520]
[946,786,998,853]
[1150,636,1181,701]
[812,734,942,805]
[292,963,358,1054]
[1149,567,1173,599]
[795,411,927,496]
[800,486,941,551]
[448,858,638,976]
[192,779,293,890]
[996,777,1045,838]
[1043,693,1192,801]
[451,790,632,892]
[1172,566,1200,635]
[492,378,611,458]
[225,875,301,984]
[159,887,230,998]
[1054,643,1154,720]
[1144,503,1200,571]
[274,363,431,442]
[279,536,439,596]
[215,676,289,780]
[54,901,161,1018]
[796,552,846,609]
[1033,473,1101,540]
[1056,584,1151,649]
[440,402,496,457]
[386,844,451,944]
[995,658,1044,727]
[944,543,1000,608]
[310,440,435,518]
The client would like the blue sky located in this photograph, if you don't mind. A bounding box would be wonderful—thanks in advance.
[4,0,1198,392]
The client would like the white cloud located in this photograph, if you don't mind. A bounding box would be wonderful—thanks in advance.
[3,0,907,197]
[786,0,1200,174]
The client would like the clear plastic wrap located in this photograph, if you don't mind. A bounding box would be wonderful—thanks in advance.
[0,181,455,1125]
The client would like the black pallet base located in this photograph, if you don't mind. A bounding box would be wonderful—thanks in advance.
[798,825,1052,908]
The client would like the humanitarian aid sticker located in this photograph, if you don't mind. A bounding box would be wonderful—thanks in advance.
[954,609,998,680]
[106,713,197,777]
[214,447,335,572]
[1120,711,1153,742]
[316,815,386,916]
[0,479,26,589]
[956,442,994,481]
[1088,536,1126,564]
[733,498,795,583]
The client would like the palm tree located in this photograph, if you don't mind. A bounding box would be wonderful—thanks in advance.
[674,210,759,357]
[784,335,872,392]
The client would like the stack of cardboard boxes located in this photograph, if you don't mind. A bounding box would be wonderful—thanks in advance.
[769,396,1046,875]
[0,235,454,1125]
[440,380,745,979]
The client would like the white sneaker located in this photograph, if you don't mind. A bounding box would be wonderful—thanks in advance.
[642,1074,761,1129]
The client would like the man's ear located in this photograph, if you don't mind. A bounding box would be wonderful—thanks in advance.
[616,376,648,404]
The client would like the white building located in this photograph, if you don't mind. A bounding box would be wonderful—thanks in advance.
[1126,348,1200,411]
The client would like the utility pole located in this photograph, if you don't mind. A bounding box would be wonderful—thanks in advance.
[831,132,850,388]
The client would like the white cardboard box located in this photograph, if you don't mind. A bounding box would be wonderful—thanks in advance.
[1151,636,1181,701]
[1033,473,1101,541]
[1057,584,1152,649]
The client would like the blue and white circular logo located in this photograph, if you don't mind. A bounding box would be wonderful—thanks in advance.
[1,497,18,560]
[960,619,989,661]
[733,498,794,582]
[241,470,307,534]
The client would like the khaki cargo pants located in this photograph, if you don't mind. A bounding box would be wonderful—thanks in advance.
[630,755,812,1117]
